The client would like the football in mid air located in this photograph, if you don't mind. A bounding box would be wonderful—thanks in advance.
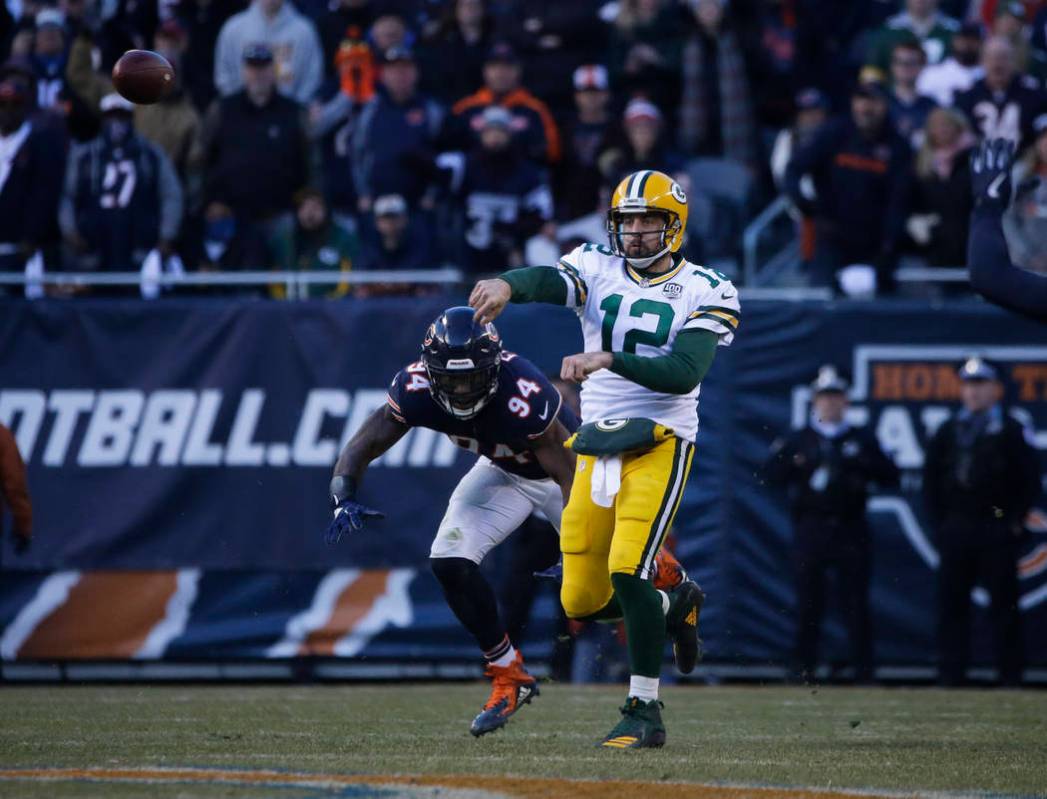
[111,50,174,105]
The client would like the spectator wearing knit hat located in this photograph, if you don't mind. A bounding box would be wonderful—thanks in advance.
[450,41,561,165]
[598,98,685,190]
[555,64,616,222]
[436,105,553,274]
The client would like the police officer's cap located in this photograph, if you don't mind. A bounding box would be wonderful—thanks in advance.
[811,365,849,394]
[958,356,999,382]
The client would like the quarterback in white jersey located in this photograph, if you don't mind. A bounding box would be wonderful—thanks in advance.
[471,168,739,749]
[555,239,739,443]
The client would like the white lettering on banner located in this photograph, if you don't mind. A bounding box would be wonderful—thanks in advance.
[790,345,1047,467]
[225,389,266,466]
[45,391,94,466]
[920,407,951,439]
[130,391,197,466]
[183,390,224,466]
[78,391,145,466]
[293,390,350,466]
[874,406,924,470]
[0,390,46,458]
[0,387,466,470]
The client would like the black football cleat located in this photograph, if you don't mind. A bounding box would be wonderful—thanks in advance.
[599,697,666,749]
[666,579,705,674]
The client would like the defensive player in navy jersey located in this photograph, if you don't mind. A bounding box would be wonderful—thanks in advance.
[325,306,578,736]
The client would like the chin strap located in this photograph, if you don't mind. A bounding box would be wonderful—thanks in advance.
[625,245,672,271]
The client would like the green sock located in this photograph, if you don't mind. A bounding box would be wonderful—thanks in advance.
[577,593,623,623]
[610,572,665,678]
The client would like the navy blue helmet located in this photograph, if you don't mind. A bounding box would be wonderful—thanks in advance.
[421,306,502,419]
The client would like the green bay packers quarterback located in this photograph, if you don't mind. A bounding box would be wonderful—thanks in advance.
[470,169,740,748]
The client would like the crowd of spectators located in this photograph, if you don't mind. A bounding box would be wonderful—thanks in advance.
[3,0,1047,297]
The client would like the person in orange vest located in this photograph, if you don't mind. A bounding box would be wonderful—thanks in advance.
[449,41,561,165]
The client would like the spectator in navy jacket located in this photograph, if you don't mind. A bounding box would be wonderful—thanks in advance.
[437,105,553,274]
[60,93,183,273]
[357,192,433,271]
[351,46,444,214]
[955,36,1047,149]
[785,81,912,293]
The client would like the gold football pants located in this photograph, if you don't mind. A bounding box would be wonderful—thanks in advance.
[559,436,694,618]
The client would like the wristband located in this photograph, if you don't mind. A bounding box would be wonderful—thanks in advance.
[330,474,357,506]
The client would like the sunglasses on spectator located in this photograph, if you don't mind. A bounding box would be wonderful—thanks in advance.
[892,57,923,67]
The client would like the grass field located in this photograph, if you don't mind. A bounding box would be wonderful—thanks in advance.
[0,683,1044,798]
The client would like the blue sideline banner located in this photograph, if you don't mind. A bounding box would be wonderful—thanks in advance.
[0,298,1044,666]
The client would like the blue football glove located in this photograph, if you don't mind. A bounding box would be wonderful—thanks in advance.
[971,138,1015,209]
[325,499,384,545]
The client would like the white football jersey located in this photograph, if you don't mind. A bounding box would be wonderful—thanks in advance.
[555,243,740,443]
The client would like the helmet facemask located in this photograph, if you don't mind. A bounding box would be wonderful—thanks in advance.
[425,359,500,420]
[607,206,681,271]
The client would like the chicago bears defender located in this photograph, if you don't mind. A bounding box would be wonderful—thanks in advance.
[470,169,740,748]
[325,306,577,736]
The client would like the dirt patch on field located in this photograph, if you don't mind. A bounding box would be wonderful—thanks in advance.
[0,767,930,798]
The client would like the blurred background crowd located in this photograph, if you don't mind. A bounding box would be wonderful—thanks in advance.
[2,0,1047,296]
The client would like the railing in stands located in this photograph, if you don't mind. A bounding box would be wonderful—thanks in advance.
[0,269,465,300]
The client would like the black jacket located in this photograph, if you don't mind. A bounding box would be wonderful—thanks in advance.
[0,121,64,248]
[765,424,899,523]
[923,408,1041,531]
[201,91,310,222]
[785,116,912,261]
[910,147,974,267]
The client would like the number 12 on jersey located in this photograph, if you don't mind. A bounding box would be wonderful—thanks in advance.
[599,293,674,354]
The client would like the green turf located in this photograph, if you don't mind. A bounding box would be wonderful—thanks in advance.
[0,683,1044,798]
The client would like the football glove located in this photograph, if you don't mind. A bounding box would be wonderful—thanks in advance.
[971,138,1015,210]
[325,499,384,545]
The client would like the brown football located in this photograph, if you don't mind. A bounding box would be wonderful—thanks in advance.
[111,50,174,105]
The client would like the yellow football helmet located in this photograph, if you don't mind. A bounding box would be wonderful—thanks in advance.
[607,169,688,270]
